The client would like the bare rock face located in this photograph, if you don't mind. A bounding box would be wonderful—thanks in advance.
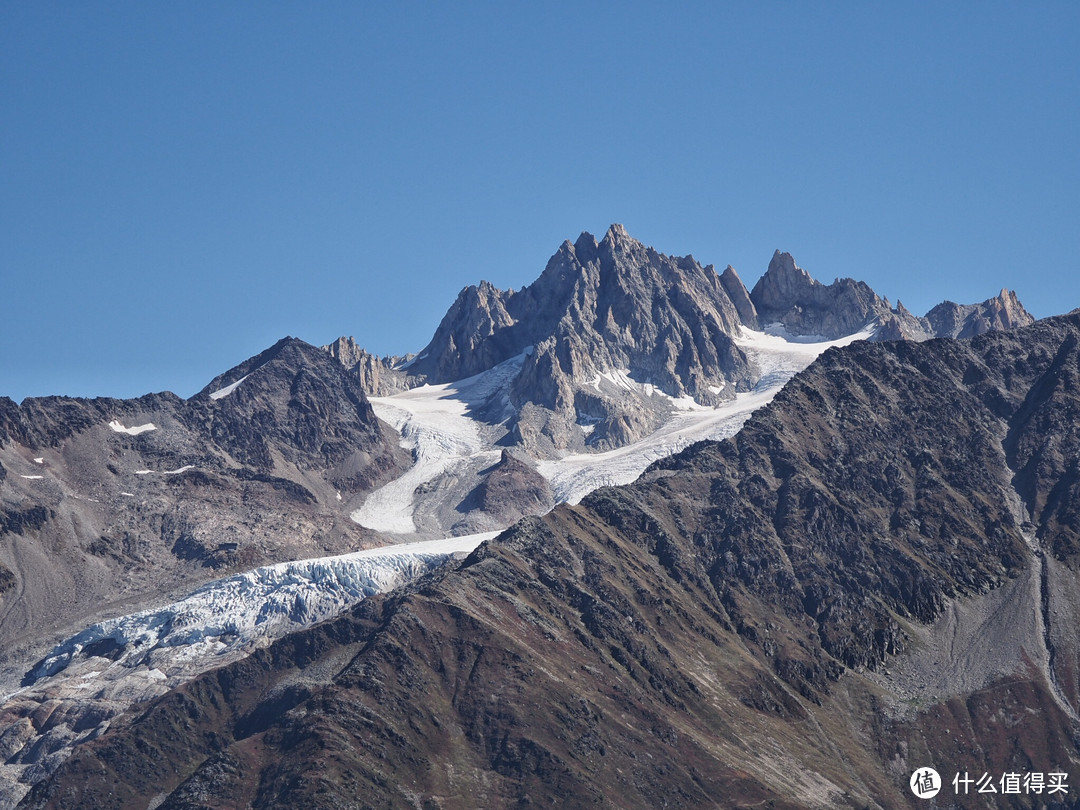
[454,448,554,532]
[925,288,1034,338]
[504,225,753,407]
[720,264,759,327]
[22,313,1080,810]
[193,337,405,490]
[751,250,1034,341]
[750,250,917,338]
[0,337,407,678]
[322,337,410,396]
[336,225,760,454]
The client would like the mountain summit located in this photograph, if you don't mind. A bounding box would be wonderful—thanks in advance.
[332,226,1032,456]
[324,226,763,458]
[751,249,1033,340]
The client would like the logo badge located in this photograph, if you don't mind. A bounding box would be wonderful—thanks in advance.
[910,767,942,798]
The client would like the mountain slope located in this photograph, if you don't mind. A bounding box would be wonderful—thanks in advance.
[23,313,1080,809]
[0,338,407,672]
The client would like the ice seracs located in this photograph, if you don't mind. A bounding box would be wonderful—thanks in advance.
[27,531,498,684]
[0,531,499,805]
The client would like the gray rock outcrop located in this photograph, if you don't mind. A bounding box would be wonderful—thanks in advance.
[751,249,1034,340]
[335,225,762,454]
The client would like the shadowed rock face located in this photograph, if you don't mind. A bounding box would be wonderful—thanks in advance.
[22,314,1080,810]
[453,448,555,533]
[0,337,406,672]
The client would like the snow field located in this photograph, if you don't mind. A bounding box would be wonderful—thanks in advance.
[353,353,527,533]
[358,326,876,513]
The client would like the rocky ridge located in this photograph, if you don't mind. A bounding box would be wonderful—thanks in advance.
[20,312,1080,810]
[751,249,1033,340]
[336,225,762,455]
[330,228,1033,460]
[0,337,406,675]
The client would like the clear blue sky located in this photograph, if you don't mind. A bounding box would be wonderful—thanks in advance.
[3,2,1078,402]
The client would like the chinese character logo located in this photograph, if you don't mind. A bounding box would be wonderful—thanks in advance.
[911,767,942,798]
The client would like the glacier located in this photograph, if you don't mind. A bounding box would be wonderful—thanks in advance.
[21,531,499,688]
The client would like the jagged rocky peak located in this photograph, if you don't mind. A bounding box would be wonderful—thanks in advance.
[750,251,886,338]
[323,336,409,396]
[751,250,1034,341]
[411,277,519,383]
[323,228,1034,456]
[720,264,759,327]
[344,224,762,454]
[925,287,1034,338]
[406,224,754,388]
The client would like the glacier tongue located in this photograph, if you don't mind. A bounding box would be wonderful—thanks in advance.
[26,532,498,686]
[0,533,498,806]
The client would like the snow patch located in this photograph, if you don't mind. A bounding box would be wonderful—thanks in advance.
[33,457,44,464]
[134,465,195,476]
[209,375,248,400]
[589,368,705,410]
[108,420,156,436]
[20,475,44,480]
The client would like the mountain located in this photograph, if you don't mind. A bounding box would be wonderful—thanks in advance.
[19,312,1080,810]
[332,230,1033,459]
[0,337,407,674]
[751,249,1033,340]
[403,224,759,454]
[326,226,1032,538]
[0,225,1048,807]
[328,225,766,456]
